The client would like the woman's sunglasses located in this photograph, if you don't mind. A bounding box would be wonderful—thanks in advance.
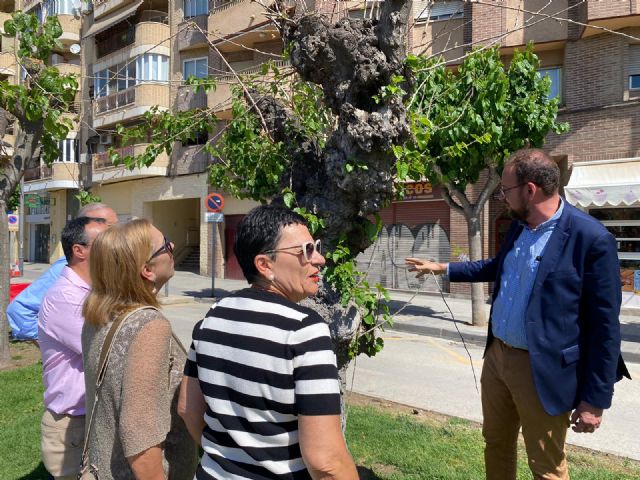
[264,239,322,262]
[148,236,174,262]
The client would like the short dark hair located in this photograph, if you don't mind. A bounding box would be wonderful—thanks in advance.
[234,205,307,283]
[61,216,105,263]
[506,148,560,196]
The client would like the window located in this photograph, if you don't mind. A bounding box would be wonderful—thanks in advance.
[94,55,168,98]
[183,57,208,80]
[415,0,464,22]
[55,139,79,163]
[136,54,169,82]
[185,0,208,18]
[45,0,76,15]
[629,45,640,91]
[183,129,208,146]
[94,60,138,98]
[589,208,640,290]
[538,67,562,101]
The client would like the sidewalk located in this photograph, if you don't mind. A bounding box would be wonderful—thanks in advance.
[12,263,640,363]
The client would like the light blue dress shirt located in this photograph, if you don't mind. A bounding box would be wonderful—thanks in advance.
[491,199,565,349]
[7,256,67,340]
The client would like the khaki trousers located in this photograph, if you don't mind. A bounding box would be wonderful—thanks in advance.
[481,339,571,480]
[41,409,85,480]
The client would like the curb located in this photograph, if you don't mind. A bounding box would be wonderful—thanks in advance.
[389,323,640,365]
[158,295,195,306]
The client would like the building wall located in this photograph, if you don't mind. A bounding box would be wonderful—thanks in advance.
[586,0,635,20]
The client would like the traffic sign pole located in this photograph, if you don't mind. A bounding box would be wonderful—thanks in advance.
[211,224,216,297]
[205,193,225,298]
[19,178,24,275]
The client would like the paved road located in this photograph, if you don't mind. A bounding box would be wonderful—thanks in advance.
[161,302,640,461]
[347,332,640,461]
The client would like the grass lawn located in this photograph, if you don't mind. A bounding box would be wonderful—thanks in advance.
[0,362,48,479]
[2,353,639,480]
[345,398,640,480]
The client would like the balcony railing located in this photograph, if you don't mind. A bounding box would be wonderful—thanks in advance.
[92,145,134,170]
[28,204,51,216]
[215,59,291,82]
[94,86,136,115]
[211,0,244,12]
[24,165,53,182]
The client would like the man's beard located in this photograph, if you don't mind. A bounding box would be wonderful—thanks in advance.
[507,203,530,223]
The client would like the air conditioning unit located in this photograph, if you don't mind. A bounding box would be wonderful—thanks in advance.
[99,134,112,145]
[51,53,64,65]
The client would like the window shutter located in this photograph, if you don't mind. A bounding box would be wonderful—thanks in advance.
[415,0,464,20]
[628,44,640,76]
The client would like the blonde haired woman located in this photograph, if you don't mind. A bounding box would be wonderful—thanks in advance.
[81,219,197,480]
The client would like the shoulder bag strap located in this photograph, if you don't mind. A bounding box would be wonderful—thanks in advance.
[79,306,158,471]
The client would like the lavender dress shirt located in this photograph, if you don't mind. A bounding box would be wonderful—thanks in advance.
[38,266,90,416]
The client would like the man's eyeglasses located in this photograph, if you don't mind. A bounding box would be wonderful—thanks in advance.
[148,236,174,262]
[264,239,322,262]
[494,183,527,200]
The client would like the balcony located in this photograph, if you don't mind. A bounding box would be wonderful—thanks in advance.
[171,144,211,175]
[53,62,81,77]
[24,165,52,182]
[92,82,170,128]
[0,51,15,77]
[95,20,169,62]
[91,144,169,184]
[94,0,139,20]
[210,0,270,38]
[0,12,11,30]
[175,84,208,112]
[177,14,208,51]
[24,162,81,192]
[57,14,81,44]
[583,0,640,37]
[209,59,291,115]
[94,16,171,60]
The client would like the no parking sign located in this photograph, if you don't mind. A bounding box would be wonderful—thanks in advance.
[205,193,224,213]
[8,214,18,232]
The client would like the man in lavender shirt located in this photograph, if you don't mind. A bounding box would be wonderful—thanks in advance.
[38,216,109,479]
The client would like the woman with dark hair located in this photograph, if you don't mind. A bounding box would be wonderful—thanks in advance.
[178,204,358,480]
[82,219,197,480]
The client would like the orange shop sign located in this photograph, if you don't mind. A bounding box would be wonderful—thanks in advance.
[402,181,442,201]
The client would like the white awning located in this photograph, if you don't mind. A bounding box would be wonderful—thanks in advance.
[83,0,143,39]
[564,158,640,207]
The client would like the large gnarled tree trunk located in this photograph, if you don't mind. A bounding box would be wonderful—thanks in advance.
[248,2,412,380]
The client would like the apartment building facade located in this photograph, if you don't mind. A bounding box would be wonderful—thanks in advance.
[5,0,639,304]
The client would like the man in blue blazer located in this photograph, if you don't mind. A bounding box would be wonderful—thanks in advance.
[406,149,630,480]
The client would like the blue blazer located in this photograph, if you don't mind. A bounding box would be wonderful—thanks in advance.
[449,202,630,415]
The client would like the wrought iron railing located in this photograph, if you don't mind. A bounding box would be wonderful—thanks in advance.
[24,165,53,182]
[94,86,136,114]
[92,145,134,170]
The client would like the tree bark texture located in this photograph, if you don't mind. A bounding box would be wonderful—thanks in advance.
[466,213,487,327]
[439,170,500,327]
[0,121,44,367]
[248,2,413,368]
[258,0,412,254]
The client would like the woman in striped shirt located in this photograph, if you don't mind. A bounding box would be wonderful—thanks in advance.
[178,205,358,480]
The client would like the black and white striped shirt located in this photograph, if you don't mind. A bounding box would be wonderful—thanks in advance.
[184,288,341,480]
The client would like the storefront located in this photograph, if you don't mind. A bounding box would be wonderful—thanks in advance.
[564,158,640,308]
[355,181,451,293]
